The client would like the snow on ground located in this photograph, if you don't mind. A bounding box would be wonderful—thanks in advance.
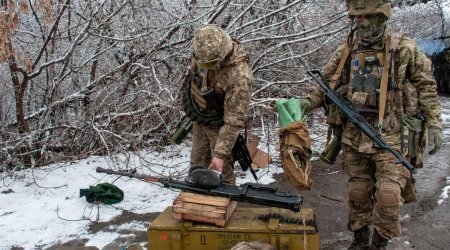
[1,98,449,249]
[0,143,284,249]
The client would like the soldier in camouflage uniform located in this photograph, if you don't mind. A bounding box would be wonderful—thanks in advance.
[187,24,253,184]
[299,1,443,249]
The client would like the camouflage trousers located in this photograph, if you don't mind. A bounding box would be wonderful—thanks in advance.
[341,144,411,240]
[191,123,235,184]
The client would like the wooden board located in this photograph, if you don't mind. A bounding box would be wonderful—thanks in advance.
[172,192,237,227]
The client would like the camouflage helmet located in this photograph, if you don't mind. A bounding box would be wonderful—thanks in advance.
[192,24,233,68]
[347,0,393,18]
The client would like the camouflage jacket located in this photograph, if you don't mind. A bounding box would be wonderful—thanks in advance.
[191,40,253,159]
[306,29,442,151]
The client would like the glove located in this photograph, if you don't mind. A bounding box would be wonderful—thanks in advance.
[300,98,312,115]
[428,126,443,155]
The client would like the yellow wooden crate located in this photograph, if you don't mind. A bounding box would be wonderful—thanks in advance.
[148,206,319,250]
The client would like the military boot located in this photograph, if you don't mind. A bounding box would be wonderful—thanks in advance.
[371,229,388,250]
[348,227,371,250]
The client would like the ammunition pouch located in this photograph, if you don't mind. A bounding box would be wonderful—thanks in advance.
[402,174,417,204]
[400,115,426,204]
[401,115,427,168]
[182,84,224,127]
[350,73,380,113]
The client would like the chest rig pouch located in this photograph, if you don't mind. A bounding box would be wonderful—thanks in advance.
[349,51,385,114]
[182,68,224,127]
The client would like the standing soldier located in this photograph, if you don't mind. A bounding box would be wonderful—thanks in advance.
[299,1,443,249]
[184,24,253,184]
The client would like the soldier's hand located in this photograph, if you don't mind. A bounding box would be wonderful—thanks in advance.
[209,157,224,172]
[300,98,312,115]
[428,126,443,155]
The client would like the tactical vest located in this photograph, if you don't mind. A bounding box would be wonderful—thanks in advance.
[330,33,404,124]
[190,67,219,111]
[348,49,386,113]
[182,66,224,127]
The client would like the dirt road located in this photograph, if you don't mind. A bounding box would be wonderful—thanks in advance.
[278,142,450,250]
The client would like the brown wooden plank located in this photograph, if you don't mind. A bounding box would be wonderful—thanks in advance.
[175,192,231,207]
[174,213,227,227]
[173,201,228,212]
[173,207,226,219]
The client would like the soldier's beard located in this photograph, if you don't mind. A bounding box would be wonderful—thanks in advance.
[356,16,386,47]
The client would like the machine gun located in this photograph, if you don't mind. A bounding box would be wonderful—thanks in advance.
[96,167,302,212]
[307,69,417,174]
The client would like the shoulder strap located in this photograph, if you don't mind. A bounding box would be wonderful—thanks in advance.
[325,43,350,147]
[330,45,350,89]
[378,34,391,130]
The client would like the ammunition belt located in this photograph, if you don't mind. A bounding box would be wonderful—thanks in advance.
[256,212,317,230]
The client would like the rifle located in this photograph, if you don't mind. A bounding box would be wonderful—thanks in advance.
[96,167,302,212]
[307,69,417,174]
[233,133,258,180]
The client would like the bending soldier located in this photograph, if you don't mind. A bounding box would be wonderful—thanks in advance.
[185,24,253,184]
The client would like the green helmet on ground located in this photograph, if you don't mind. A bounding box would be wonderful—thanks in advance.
[192,24,233,69]
[347,0,393,18]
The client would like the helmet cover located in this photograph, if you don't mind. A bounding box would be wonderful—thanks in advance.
[347,0,393,18]
[192,24,233,68]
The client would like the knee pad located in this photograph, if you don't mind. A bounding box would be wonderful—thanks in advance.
[377,181,401,208]
[348,181,370,202]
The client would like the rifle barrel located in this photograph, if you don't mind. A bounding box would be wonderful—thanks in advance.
[96,167,163,181]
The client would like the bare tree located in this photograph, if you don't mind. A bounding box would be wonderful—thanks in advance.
[0,0,444,174]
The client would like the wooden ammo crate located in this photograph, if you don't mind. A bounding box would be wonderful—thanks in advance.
[172,192,237,227]
[148,206,319,250]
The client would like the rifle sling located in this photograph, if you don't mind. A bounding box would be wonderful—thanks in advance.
[330,45,350,90]
[326,44,350,146]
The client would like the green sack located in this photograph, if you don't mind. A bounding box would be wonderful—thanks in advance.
[80,183,124,205]
[276,98,304,128]
[276,98,294,128]
[284,98,302,121]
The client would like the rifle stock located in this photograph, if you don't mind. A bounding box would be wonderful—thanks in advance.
[96,167,302,212]
[307,70,417,174]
